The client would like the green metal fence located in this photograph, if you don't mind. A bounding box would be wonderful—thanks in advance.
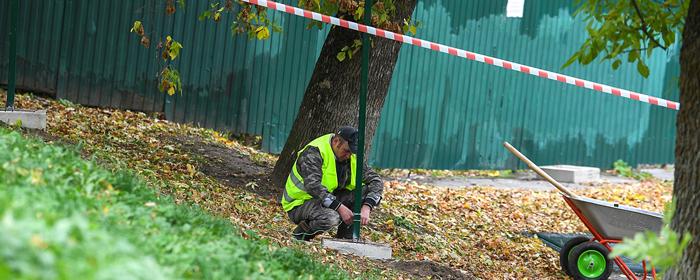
[1,0,678,169]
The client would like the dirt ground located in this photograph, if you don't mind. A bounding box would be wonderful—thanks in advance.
[382,260,477,280]
[171,134,279,200]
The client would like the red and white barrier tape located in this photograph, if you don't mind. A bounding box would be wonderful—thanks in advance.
[242,0,680,111]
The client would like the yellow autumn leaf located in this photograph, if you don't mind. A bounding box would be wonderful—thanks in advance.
[186,163,196,177]
[167,86,175,95]
[256,26,270,40]
[30,169,44,185]
[30,235,48,249]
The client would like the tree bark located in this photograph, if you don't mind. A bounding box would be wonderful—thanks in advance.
[666,0,700,279]
[271,0,418,187]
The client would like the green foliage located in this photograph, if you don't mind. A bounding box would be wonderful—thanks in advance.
[159,67,182,96]
[392,215,415,231]
[57,98,76,107]
[610,201,692,275]
[198,1,282,41]
[0,128,350,279]
[298,0,416,62]
[612,159,652,180]
[336,39,362,62]
[129,21,184,95]
[156,36,184,95]
[401,16,420,36]
[565,0,688,77]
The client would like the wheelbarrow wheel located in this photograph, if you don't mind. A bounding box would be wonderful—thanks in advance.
[568,241,613,280]
[560,236,590,276]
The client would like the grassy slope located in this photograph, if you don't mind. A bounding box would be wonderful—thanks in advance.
[0,127,350,279]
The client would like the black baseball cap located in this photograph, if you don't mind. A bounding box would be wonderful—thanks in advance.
[336,126,358,154]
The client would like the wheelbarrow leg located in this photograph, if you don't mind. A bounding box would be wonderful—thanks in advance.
[642,260,658,280]
[613,256,639,280]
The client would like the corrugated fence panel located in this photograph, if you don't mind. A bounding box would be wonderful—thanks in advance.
[0,0,64,93]
[371,0,678,169]
[162,0,329,149]
[0,0,678,170]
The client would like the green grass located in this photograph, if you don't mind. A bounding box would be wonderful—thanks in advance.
[0,127,349,280]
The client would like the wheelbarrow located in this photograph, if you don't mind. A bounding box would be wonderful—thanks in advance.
[503,142,663,280]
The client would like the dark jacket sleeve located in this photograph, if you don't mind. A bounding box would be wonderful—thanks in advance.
[362,163,383,209]
[296,146,339,209]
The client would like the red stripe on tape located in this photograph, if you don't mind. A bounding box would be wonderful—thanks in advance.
[669,102,678,110]
[358,24,367,32]
[339,19,349,28]
[395,34,405,42]
[521,66,530,74]
[430,43,440,51]
[411,38,421,46]
[593,84,603,91]
[321,15,331,23]
[612,89,622,96]
[448,47,458,56]
[249,0,259,4]
[485,57,494,65]
[630,93,640,100]
[575,80,584,87]
[376,29,385,38]
[503,62,512,69]
[538,70,548,78]
[467,53,476,60]
[556,75,566,82]
[649,97,659,105]
[285,5,294,14]
[303,10,313,18]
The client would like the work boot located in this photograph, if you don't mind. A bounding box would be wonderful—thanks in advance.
[335,223,354,240]
[292,221,316,241]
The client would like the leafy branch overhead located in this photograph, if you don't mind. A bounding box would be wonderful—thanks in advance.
[564,0,688,77]
[298,0,421,62]
[199,1,282,40]
[130,21,184,96]
[131,0,421,94]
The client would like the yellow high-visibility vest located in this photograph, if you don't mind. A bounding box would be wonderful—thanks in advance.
[281,134,356,212]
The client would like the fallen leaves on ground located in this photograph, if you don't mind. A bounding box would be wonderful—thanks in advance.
[4,91,673,279]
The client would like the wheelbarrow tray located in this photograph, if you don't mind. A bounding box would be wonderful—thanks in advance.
[565,195,663,240]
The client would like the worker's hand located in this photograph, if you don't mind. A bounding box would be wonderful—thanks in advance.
[360,205,371,225]
[337,204,354,225]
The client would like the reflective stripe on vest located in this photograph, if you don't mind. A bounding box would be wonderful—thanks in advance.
[281,134,357,212]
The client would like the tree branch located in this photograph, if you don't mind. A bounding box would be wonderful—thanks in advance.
[631,0,667,50]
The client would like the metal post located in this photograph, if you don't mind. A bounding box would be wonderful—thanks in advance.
[5,0,19,110]
[353,0,373,241]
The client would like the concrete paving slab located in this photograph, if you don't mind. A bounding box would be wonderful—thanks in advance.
[541,165,600,183]
[640,168,674,181]
[0,109,47,130]
[322,238,392,260]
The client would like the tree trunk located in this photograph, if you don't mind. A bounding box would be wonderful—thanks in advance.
[666,0,700,279]
[271,0,418,187]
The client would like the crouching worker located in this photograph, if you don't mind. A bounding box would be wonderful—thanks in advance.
[281,126,383,241]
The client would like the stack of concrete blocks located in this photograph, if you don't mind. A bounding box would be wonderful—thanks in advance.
[322,238,392,260]
[0,109,47,130]
[540,165,600,183]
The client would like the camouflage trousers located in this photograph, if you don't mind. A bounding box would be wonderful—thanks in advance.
[287,188,370,234]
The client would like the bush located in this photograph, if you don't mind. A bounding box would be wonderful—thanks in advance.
[613,160,652,180]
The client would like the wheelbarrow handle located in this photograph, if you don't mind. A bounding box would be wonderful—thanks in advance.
[503,142,578,198]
